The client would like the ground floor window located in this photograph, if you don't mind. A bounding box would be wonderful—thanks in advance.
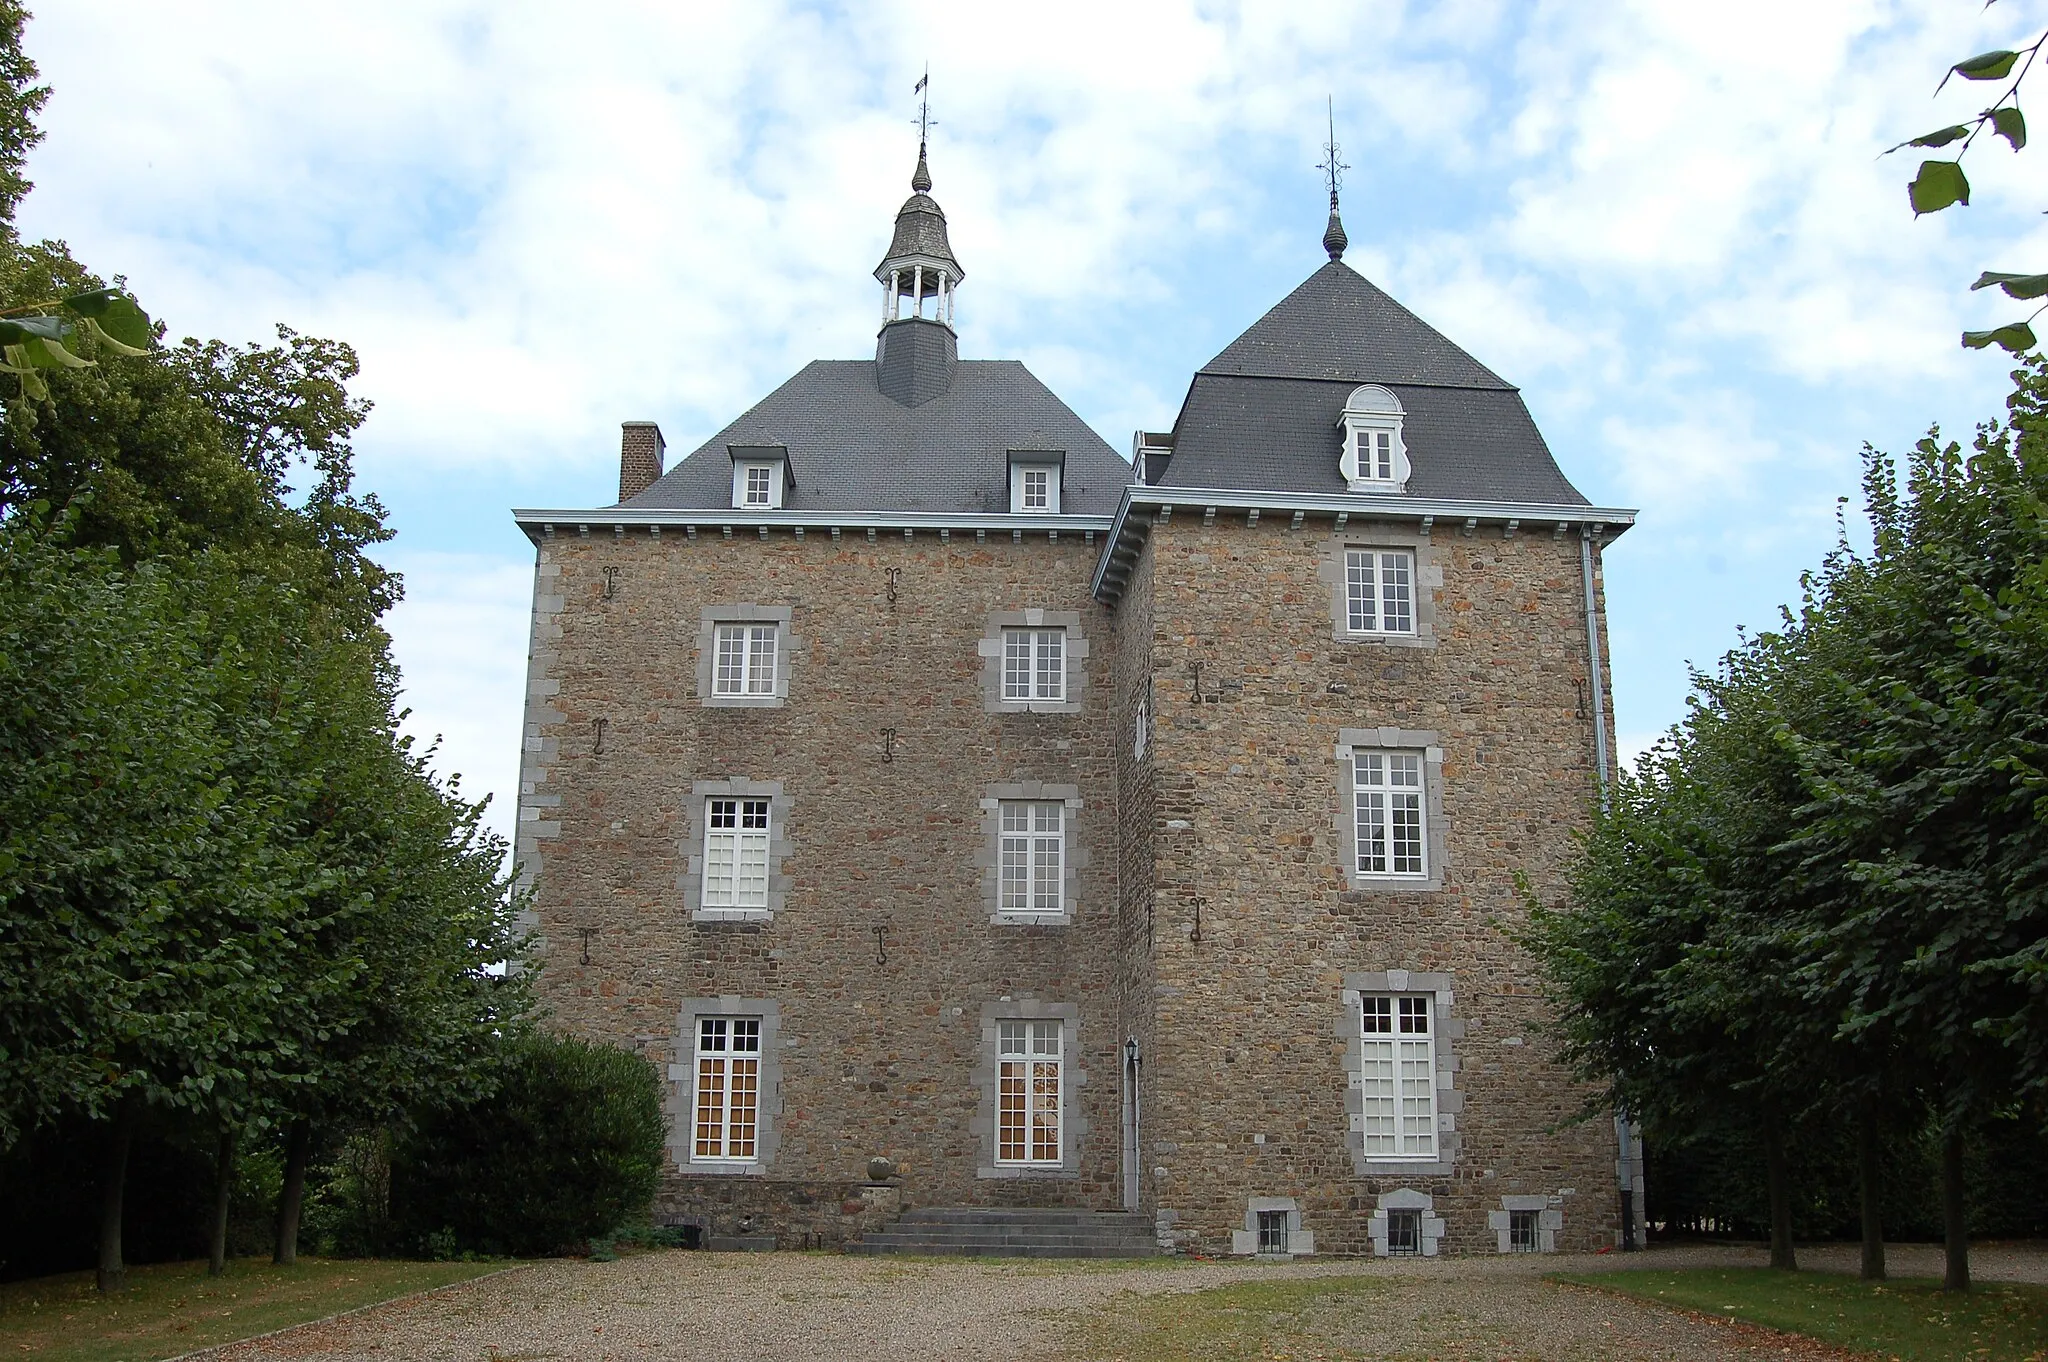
[693,1016,761,1162]
[1256,1210,1288,1254]
[1509,1208,1540,1252]
[996,1019,1062,1165]
[1359,994,1438,1160]
[1385,1207,1422,1255]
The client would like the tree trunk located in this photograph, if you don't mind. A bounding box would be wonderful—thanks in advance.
[1942,1123,1971,1293]
[1761,1105,1797,1271]
[1858,1099,1886,1281]
[96,1099,137,1293]
[273,1120,313,1267]
[208,1126,237,1277]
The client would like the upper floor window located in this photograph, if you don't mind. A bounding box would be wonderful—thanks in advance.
[1008,451,1063,514]
[998,800,1065,916]
[1003,628,1066,703]
[742,464,774,506]
[728,445,789,509]
[1338,385,1409,493]
[704,797,771,909]
[713,622,779,697]
[1345,550,1415,636]
[1359,995,1436,1160]
[1354,750,1427,878]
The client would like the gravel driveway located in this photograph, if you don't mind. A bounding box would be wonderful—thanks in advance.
[203,1241,2048,1362]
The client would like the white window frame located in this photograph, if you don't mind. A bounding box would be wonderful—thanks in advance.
[1338,384,1409,493]
[1343,549,1416,637]
[712,622,779,698]
[702,796,771,910]
[691,1015,763,1164]
[995,1019,1063,1166]
[998,800,1065,916]
[1002,627,1066,703]
[1009,461,1062,514]
[731,460,784,509]
[1353,749,1428,878]
[1358,995,1438,1162]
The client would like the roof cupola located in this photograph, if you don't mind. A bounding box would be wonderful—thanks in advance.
[875,74,963,331]
[1319,98,1349,262]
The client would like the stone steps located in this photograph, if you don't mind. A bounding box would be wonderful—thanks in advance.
[848,1207,1160,1258]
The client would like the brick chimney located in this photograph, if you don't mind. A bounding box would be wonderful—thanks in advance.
[618,421,665,503]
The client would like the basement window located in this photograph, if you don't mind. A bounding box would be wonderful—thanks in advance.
[1509,1209,1540,1253]
[1385,1207,1422,1256]
[1257,1210,1288,1255]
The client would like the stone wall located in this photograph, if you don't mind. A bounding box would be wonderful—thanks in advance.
[1134,515,1623,1255]
[518,527,1125,1229]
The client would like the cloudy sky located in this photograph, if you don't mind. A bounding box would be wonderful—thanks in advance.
[18,1,2044,848]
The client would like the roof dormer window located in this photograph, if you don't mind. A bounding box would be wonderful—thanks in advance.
[1339,385,1409,494]
[1008,449,1063,514]
[728,444,790,510]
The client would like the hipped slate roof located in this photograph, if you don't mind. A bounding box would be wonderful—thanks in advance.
[622,356,1130,515]
[1158,261,1590,506]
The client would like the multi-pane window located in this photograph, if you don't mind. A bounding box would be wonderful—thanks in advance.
[1385,1206,1422,1255]
[996,1020,1062,1165]
[712,622,778,697]
[704,798,771,910]
[693,1016,761,1161]
[1002,628,1065,702]
[1360,995,1438,1160]
[1357,429,1395,482]
[743,465,773,506]
[1509,1209,1540,1253]
[999,801,1065,915]
[1022,468,1050,509]
[1344,549,1415,635]
[1354,751,1427,877]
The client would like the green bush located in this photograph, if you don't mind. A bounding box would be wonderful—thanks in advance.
[388,1033,664,1257]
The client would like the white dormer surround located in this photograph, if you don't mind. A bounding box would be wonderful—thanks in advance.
[729,445,791,510]
[1008,449,1064,514]
[1339,385,1409,493]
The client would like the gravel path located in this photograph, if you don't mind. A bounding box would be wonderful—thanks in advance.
[202,1241,2047,1362]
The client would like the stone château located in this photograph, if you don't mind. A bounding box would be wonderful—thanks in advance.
[510,134,1642,1258]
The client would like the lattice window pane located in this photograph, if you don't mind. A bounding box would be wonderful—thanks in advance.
[706,798,771,909]
[746,626,777,693]
[694,1015,763,1161]
[1374,431,1393,481]
[1023,468,1048,509]
[1003,630,1033,700]
[1036,630,1064,700]
[996,1021,1061,1166]
[1345,550,1377,633]
[1354,751,1426,878]
[714,625,747,694]
[745,465,772,505]
[1379,552,1413,633]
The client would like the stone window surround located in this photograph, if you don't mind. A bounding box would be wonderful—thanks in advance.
[1230,1196,1316,1258]
[978,609,1088,714]
[1317,528,1440,648]
[1366,1187,1448,1257]
[1338,971,1466,1177]
[977,783,1085,926]
[666,996,783,1175]
[1335,729,1448,892]
[696,604,798,708]
[1489,1195,1563,1253]
[971,997,1088,1180]
[683,778,794,922]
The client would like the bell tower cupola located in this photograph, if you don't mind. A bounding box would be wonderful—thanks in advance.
[872,76,964,407]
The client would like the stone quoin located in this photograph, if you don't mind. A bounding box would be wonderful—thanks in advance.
[510,123,1643,1257]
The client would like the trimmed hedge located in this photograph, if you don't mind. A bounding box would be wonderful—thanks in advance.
[389,1033,664,1257]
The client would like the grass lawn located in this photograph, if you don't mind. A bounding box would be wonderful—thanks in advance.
[0,1256,511,1362]
[1555,1266,2048,1361]
[1067,1277,1384,1362]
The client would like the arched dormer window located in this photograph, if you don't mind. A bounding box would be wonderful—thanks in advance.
[1339,385,1409,494]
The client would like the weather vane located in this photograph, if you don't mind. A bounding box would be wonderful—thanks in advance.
[915,66,933,149]
[1317,96,1349,203]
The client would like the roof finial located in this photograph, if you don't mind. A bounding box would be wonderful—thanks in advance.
[1317,96,1350,261]
[911,66,934,192]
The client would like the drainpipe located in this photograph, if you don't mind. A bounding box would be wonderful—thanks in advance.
[1580,527,1611,810]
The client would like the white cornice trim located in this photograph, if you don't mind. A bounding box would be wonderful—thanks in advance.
[511,507,1114,542]
[1088,485,1638,602]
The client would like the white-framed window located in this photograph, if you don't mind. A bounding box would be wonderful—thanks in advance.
[998,801,1065,916]
[1353,750,1427,877]
[731,460,784,509]
[1002,628,1066,703]
[1357,429,1395,482]
[1009,460,1062,513]
[1359,995,1437,1161]
[693,1015,762,1162]
[996,1019,1062,1165]
[1022,468,1049,509]
[713,623,779,697]
[703,797,771,909]
[1344,549,1415,636]
[1338,384,1408,493]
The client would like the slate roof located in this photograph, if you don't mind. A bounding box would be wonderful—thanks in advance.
[622,356,1131,515]
[876,192,964,280]
[1157,261,1589,506]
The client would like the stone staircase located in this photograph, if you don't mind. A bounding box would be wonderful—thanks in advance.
[846,1206,1160,1258]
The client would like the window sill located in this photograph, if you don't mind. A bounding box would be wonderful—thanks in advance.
[1332,630,1435,649]
[992,699,1082,715]
[702,693,786,709]
[989,911,1073,928]
[1356,1158,1454,1177]
[683,1160,767,1176]
[692,908,775,924]
[977,1164,1080,1180]
[1345,873,1444,894]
